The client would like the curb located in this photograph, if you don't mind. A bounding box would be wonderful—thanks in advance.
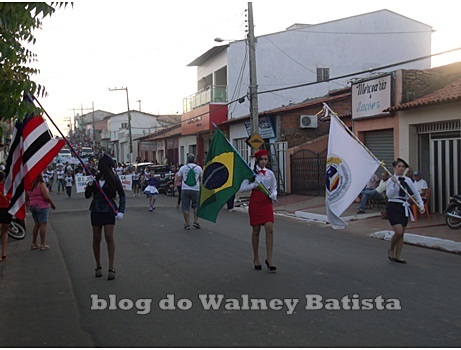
[293,210,381,223]
[369,230,461,254]
[234,206,460,254]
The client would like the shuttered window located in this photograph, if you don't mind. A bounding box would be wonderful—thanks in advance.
[364,129,394,174]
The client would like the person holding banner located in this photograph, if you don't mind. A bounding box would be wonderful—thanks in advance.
[132,166,141,197]
[85,155,125,280]
[386,158,424,264]
[239,149,278,272]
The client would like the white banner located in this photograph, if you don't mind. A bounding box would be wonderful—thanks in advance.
[75,175,90,193]
[76,175,133,192]
[119,174,132,191]
[325,113,381,229]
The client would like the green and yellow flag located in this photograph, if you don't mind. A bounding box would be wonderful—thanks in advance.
[197,127,255,222]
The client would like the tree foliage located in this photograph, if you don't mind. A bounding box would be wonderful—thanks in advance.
[0,2,70,121]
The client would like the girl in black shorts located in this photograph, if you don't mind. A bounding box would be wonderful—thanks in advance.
[386,158,424,264]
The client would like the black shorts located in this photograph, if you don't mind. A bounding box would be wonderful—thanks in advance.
[386,202,408,227]
[91,212,115,226]
[0,208,12,224]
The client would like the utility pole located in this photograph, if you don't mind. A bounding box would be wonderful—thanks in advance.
[247,2,259,136]
[68,105,92,137]
[92,101,96,149]
[109,87,133,163]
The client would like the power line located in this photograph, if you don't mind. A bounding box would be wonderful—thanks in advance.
[258,46,461,96]
[293,28,433,35]
[262,36,345,88]
[141,46,461,138]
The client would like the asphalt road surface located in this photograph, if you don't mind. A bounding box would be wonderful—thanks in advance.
[4,190,461,347]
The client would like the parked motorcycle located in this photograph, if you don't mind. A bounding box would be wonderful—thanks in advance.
[157,174,175,196]
[8,217,26,240]
[443,194,461,229]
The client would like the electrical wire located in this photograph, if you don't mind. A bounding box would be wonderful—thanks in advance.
[262,35,345,88]
[137,46,461,139]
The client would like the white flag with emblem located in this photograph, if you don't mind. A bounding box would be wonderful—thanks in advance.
[325,113,381,229]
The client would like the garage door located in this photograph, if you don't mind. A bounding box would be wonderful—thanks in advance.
[364,129,394,174]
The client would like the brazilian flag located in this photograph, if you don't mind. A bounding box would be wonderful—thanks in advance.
[197,128,255,222]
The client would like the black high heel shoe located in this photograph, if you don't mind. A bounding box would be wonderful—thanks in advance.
[254,259,262,270]
[265,260,277,272]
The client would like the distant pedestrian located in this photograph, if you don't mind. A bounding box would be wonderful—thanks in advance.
[42,171,50,190]
[144,170,160,211]
[227,194,235,212]
[26,174,56,251]
[174,167,182,208]
[46,165,54,191]
[132,167,141,196]
[386,158,424,264]
[85,155,125,280]
[177,154,202,230]
[56,165,65,194]
[64,171,73,198]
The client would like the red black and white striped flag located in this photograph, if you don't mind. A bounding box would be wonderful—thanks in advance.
[3,115,65,219]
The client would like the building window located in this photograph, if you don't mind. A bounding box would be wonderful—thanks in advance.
[233,138,252,165]
[121,122,128,129]
[317,68,329,82]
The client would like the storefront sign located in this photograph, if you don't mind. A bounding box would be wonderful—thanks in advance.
[244,116,276,139]
[352,74,391,119]
[141,142,156,152]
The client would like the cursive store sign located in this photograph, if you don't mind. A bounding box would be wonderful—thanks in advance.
[352,74,391,119]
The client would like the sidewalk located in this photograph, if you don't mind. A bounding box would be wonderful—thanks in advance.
[270,194,461,254]
[0,218,94,347]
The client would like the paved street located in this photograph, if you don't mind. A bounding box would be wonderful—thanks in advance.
[1,189,461,347]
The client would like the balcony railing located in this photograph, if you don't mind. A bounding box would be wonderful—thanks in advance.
[183,85,227,113]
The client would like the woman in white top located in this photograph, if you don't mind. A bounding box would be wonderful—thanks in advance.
[239,149,278,271]
[386,158,424,264]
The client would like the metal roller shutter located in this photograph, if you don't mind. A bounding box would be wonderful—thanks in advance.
[364,129,394,174]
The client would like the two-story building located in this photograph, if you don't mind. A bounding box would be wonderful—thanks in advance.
[181,8,432,190]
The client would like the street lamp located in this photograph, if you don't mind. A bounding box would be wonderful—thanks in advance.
[109,87,133,163]
[214,37,231,43]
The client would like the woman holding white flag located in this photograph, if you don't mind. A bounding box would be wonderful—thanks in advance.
[386,158,424,264]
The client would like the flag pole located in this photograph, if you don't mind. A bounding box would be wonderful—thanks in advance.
[211,123,275,201]
[33,96,118,214]
[323,103,424,212]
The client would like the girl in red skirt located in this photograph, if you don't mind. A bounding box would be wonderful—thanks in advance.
[239,149,278,271]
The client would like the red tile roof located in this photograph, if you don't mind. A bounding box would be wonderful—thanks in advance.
[386,77,461,112]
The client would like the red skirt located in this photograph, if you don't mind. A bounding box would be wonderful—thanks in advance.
[248,189,274,226]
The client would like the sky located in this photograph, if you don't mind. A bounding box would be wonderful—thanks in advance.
[30,0,461,135]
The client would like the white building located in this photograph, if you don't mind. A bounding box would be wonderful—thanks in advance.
[229,9,432,119]
[102,111,166,163]
[185,9,432,145]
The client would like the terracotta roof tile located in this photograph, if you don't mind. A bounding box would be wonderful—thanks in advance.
[386,77,461,112]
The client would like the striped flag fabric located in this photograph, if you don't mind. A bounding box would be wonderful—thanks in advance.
[4,115,65,219]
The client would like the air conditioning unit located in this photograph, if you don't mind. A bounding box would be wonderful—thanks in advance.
[299,115,318,129]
